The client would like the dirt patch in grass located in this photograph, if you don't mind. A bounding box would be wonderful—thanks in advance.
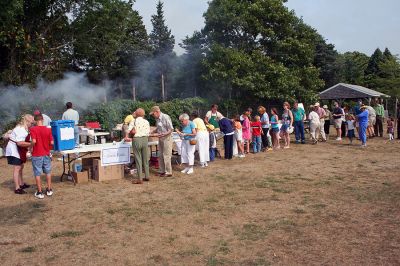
[0,137,399,265]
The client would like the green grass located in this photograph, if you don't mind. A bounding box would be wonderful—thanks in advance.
[177,246,203,257]
[19,246,36,253]
[234,223,269,241]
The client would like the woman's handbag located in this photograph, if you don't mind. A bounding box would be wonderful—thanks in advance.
[189,139,197,145]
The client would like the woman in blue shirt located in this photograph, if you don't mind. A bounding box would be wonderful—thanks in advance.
[356,106,369,147]
[270,108,280,150]
[176,113,197,174]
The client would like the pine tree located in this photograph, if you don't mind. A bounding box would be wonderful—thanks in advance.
[365,48,385,76]
[149,1,175,56]
[383,47,394,61]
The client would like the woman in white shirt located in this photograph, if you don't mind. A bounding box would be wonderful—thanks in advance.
[5,114,34,194]
[308,105,321,144]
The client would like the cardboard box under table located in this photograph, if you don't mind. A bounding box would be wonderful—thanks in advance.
[58,143,132,184]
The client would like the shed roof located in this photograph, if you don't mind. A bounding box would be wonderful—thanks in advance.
[319,83,390,100]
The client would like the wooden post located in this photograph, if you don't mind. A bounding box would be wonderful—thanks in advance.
[161,74,165,102]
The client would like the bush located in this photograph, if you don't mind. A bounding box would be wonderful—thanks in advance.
[82,98,209,131]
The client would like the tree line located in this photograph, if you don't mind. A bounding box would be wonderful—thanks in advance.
[1,0,399,110]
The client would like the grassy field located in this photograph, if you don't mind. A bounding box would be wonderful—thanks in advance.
[0,136,399,265]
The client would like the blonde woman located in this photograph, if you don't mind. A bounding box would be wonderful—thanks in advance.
[5,114,34,194]
[280,102,294,149]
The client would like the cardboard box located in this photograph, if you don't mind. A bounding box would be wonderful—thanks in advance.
[93,159,124,182]
[71,171,89,184]
[82,157,100,168]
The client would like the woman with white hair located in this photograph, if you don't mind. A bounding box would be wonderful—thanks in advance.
[191,112,210,167]
[176,113,197,174]
[5,114,34,194]
[308,105,321,144]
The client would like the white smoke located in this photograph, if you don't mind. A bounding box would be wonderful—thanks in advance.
[0,72,110,130]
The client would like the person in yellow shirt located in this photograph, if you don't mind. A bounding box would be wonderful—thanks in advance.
[191,112,210,167]
[123,112,136,136]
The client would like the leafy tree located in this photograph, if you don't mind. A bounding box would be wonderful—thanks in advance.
[313,35,339,89]
[200,0,324,106]
[71,0,149,84]
[336,51,369,85]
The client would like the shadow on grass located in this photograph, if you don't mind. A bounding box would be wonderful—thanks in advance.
[0,201,47,225]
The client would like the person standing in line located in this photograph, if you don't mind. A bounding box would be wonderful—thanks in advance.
[33,110,52,127]
[366,105,376,138]
[397,104,400,139]
[356,105,369,147]
[125,108,151,184]
[258,106,272,150]
[176,114,197,175]
[240,108,253,123]
[315,103,327,142]
[218,116,235,160]
[62,102,80,147]
[292,102,306,144]
[204,104,223,130]
[353,99,363,135]
[233,115,245,158]
[270,108,280,150]
[345,114,356,145]
[207,124,217,161]
[30,114,54,199]
[373,98,385,137]
[191,112,210,168]
[241,111,251,154]
[323,105,332,139]
[387,116,394,141]
[308,105,321,144]
[5,114,34,194]
[280,102,293,149]
[332,102,344,141]
[251,115,263,153]
[150,106,174,177]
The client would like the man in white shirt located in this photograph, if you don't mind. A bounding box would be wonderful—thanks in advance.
[62,102,80,147]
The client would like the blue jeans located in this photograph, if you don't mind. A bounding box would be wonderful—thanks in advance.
[294,120,305,142]
[32,156,52,177]
[209,148,216,161]
[252,136,262,153]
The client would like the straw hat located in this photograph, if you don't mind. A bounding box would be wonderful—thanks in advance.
[206,124,215,131]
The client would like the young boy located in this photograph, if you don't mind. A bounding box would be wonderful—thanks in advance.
[30,114,54,199]
[387,116,394,141]
[345,114,355,144]
[207,124,217,161]
[251,115,263,153]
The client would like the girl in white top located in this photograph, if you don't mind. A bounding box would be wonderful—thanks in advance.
[308,106,321,144]
[5,114,34,194]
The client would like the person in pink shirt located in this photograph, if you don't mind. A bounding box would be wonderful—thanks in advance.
[241,110,251,154]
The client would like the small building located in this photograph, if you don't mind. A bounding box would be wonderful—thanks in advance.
[319,83,390,102]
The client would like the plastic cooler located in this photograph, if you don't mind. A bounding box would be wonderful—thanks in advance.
[50,120,76,151]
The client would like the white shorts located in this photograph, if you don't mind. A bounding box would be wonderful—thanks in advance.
[334,119,342,129]
[234,129,243,142]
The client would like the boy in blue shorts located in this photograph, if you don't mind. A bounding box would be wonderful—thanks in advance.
[30,114,54,199]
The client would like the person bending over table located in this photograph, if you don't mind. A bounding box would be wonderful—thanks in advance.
[125,108,150,184]
[176,114,197,175]
[150,106,174,177]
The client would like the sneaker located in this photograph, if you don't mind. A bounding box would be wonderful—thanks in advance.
[267,148,273,151]
[15,188,27,194]
[186,168,194,175]
[239,154,245,158]
[20,183,30,189]
[35,191,45,199]
[181,168,189,174]
[336,138,342,141]
[204,162,208,167]
[46,188,53,197]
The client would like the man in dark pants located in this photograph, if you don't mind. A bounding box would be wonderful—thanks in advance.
[373,98,385,137]
[397,105,400,139]
[218,117,234,160]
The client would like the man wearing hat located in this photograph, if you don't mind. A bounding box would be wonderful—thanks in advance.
[357,105,369,147]
[315,102,327,141]
[150,106,174,177]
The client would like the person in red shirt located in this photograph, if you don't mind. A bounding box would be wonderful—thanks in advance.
[30,114,54,199]
[251,115,263,153]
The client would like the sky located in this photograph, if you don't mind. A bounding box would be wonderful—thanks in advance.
[134,0,400,56]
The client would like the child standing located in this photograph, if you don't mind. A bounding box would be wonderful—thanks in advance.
[251,116,263,153]
[346,114,356,144]
[270,108,280,149]
[207,124,217,161]
[30,114,54,199]
[241,111,251,154]
[233,115,245,158]
[387,117,394,141]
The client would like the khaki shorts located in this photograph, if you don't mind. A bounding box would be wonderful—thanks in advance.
[334,119,342,129]
[369,116,376,126]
